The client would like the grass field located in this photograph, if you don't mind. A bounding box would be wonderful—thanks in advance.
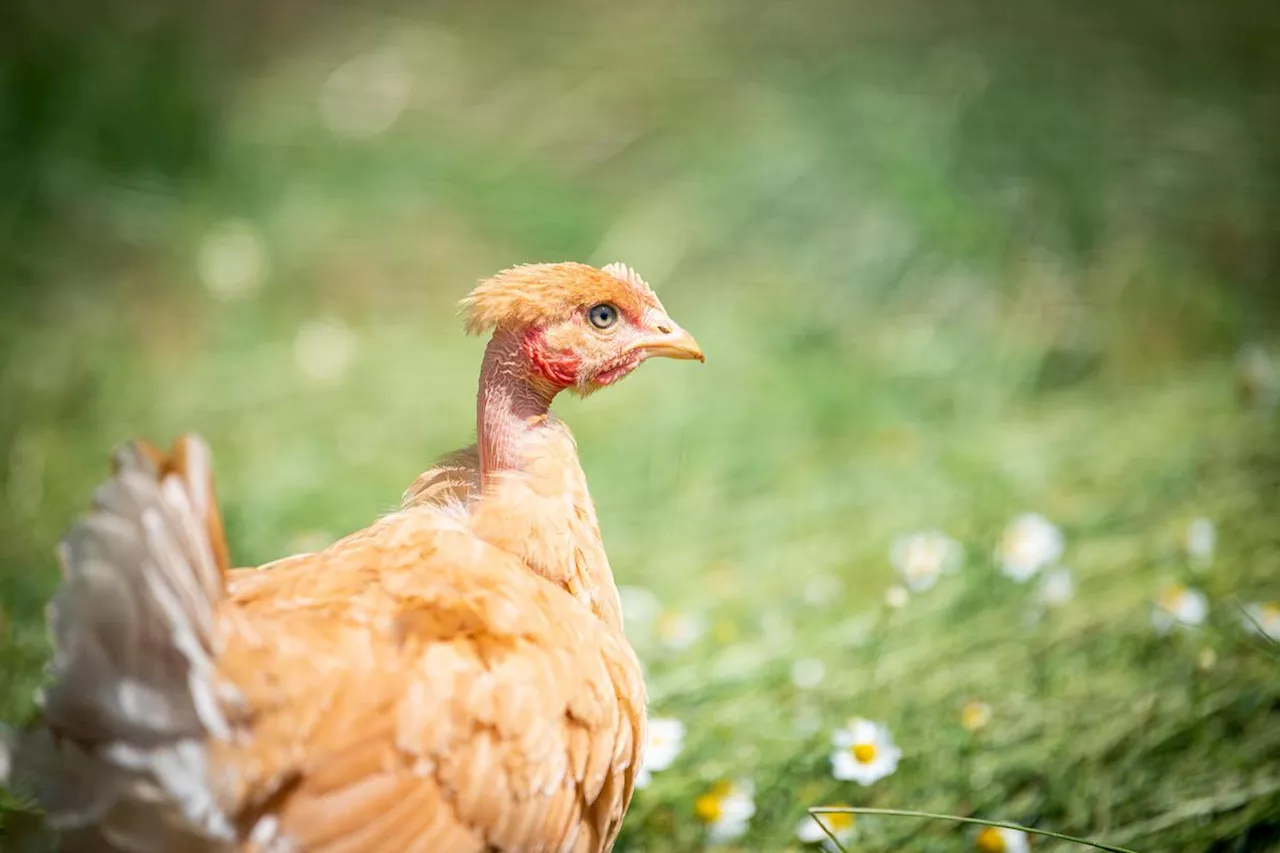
[2,2,1280,850]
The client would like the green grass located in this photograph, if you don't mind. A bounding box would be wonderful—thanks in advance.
[3,1,1280,850]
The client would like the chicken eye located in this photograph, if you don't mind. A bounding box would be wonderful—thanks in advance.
[588,303,619,329]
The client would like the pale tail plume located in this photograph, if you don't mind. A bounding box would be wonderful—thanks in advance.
[16,435,239,850]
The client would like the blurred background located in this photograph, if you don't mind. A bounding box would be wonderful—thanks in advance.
[2,0,1279,849]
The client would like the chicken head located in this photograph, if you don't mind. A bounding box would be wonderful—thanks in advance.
[463,261,703,396]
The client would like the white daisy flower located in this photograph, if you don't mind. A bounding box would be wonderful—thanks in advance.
[694,779,755,843]
[830,718,901,785]
[961,700,993,733]
[976,826,1031,853]
[796,807,856,851]
[293,317,357,383]
[790,658,826,691]
[634,717,685,789]
[1151,583,1209,634]
[1241,601,1280,641]
[655,609,705,651]
[996,513,1063,582]
[1036,567,1075,608]
[891,530,963,592]
[884,584,910,609]
[1185,517,1216,567]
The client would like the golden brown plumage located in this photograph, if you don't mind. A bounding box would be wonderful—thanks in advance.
[11,262,703,852]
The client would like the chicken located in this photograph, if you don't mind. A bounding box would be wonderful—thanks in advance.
[8,261,704,853]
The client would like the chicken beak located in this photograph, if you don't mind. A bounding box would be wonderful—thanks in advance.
[630,322,705,362]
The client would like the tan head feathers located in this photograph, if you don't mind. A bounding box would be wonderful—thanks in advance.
[599,262,658,301]
[461,262,665,335]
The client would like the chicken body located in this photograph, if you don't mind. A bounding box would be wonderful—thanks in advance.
[12,262,703,853]
[218,421,643,853]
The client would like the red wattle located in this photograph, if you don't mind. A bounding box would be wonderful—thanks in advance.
[523,327,579,388]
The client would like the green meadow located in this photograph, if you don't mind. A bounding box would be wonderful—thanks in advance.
[2,2,1278,849]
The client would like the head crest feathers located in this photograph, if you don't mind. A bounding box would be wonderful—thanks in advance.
[600,262,659,302]
[460,261,665,335]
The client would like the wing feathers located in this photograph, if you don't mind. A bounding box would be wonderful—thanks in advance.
[215,529,641,852]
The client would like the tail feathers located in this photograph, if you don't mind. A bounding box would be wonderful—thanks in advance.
[9,725,125,828]
[31,434,238,847]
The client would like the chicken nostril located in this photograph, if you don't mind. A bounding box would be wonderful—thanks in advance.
[657,323,673,334]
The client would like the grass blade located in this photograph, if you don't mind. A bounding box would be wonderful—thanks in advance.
[808,806,1141,853]
[810,813,851,853]
[1234,599,1279,650]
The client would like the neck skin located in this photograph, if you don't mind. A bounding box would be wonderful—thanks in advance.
[472,328,625,633]
[477,329,564,487]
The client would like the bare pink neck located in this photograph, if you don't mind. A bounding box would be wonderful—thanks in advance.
[477,329,561,487]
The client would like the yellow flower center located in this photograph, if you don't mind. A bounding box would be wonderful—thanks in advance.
[821,810,855,832]
[1158,584,1187,610]
[975,827,1007,852]
[694,780,733,823]
[962,700,992,733]
[1262,602,1280,621]
[694,793,722,823]
[851,742,878,763]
